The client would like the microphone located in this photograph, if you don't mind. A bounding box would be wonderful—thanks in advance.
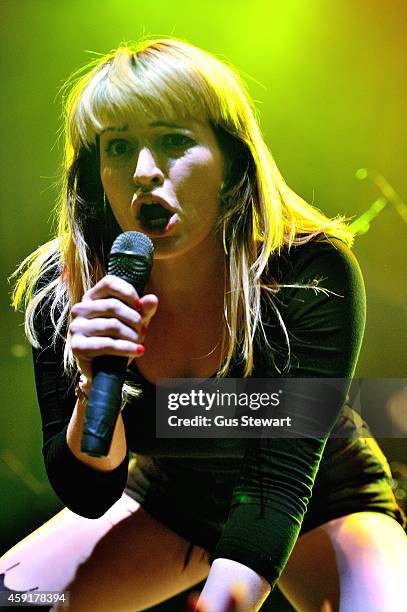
[81,231,154,457]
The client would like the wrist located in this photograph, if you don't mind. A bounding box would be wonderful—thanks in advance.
[75,374,92,405]
[74,374,128,412]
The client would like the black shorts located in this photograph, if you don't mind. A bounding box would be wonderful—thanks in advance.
[125,407,406,558]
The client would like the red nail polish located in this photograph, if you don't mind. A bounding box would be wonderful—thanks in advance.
[135,345,145,356]
[135,298,143,311]
[186,593,199,612]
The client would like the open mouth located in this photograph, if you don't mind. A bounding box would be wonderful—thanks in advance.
[138,202,172,231]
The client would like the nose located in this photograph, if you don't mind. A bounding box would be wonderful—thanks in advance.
[133,147,164,190]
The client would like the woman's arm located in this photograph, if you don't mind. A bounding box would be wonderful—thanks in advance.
[32,273,157,518]
[208,238,366,593]
[32,335,130,518]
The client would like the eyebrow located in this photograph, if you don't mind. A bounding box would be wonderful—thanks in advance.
[150,120,186,128]
[100,120,188,134]
[100,125,129,134]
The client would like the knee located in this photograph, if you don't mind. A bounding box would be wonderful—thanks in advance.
[325,512,407,563]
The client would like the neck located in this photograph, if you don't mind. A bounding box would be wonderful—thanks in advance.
[146,239,226,316]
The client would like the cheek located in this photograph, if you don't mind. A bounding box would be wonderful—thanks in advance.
[100,167,133,210]
[173,149,224,200]
[100,167,119,195]
[99,167,131,228]
[100,166,110,185]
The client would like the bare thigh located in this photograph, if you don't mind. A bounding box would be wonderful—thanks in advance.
[0,492,211,611]
[277,512,407,612]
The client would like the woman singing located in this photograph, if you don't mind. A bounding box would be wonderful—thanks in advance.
[2,38,406,611]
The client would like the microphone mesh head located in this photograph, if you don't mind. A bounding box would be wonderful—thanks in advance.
[108,232,154,293]
[110,231,153,256]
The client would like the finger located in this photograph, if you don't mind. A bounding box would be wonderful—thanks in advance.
[69,317,142,345]
[188,584,249,612]
[71,298,143,332]
[228,583,249,611]
[83,275,141,308]
[186,592,210,612]
[186,592,200,611]
[70,335,145,360]
[136,294,159,327]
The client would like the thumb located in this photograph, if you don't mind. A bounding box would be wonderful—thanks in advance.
[137,293,159,326]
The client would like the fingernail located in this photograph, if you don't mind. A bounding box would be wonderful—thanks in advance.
[135,298,143,311]
[135,345,145,356]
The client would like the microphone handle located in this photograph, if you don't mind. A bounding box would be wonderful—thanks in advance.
[81,355,128,457]
[79,232,154,458]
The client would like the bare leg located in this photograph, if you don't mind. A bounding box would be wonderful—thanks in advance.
[0,492,210,611]
[277,512,407,612]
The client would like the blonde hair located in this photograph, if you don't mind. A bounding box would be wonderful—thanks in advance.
[12,37,354,378]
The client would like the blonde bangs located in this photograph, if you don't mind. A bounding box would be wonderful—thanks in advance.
[68,40,253,151]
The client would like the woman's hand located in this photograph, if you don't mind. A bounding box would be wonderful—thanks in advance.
[188,559,270,612]
[66,275,158,470]
[187,583,250,611]
[69,275,158,383]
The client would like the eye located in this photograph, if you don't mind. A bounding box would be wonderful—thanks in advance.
[159,133,195,152]
[104,139,135,158]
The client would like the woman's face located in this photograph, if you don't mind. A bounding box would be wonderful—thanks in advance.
[99,115,225,260]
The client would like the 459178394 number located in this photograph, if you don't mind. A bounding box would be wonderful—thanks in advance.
[0,591,69,607]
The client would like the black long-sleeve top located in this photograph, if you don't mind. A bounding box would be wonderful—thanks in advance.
[32,236,366,587]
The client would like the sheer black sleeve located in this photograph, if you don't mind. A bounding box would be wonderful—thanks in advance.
[31,290,129,518]
[212,238,366,587]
